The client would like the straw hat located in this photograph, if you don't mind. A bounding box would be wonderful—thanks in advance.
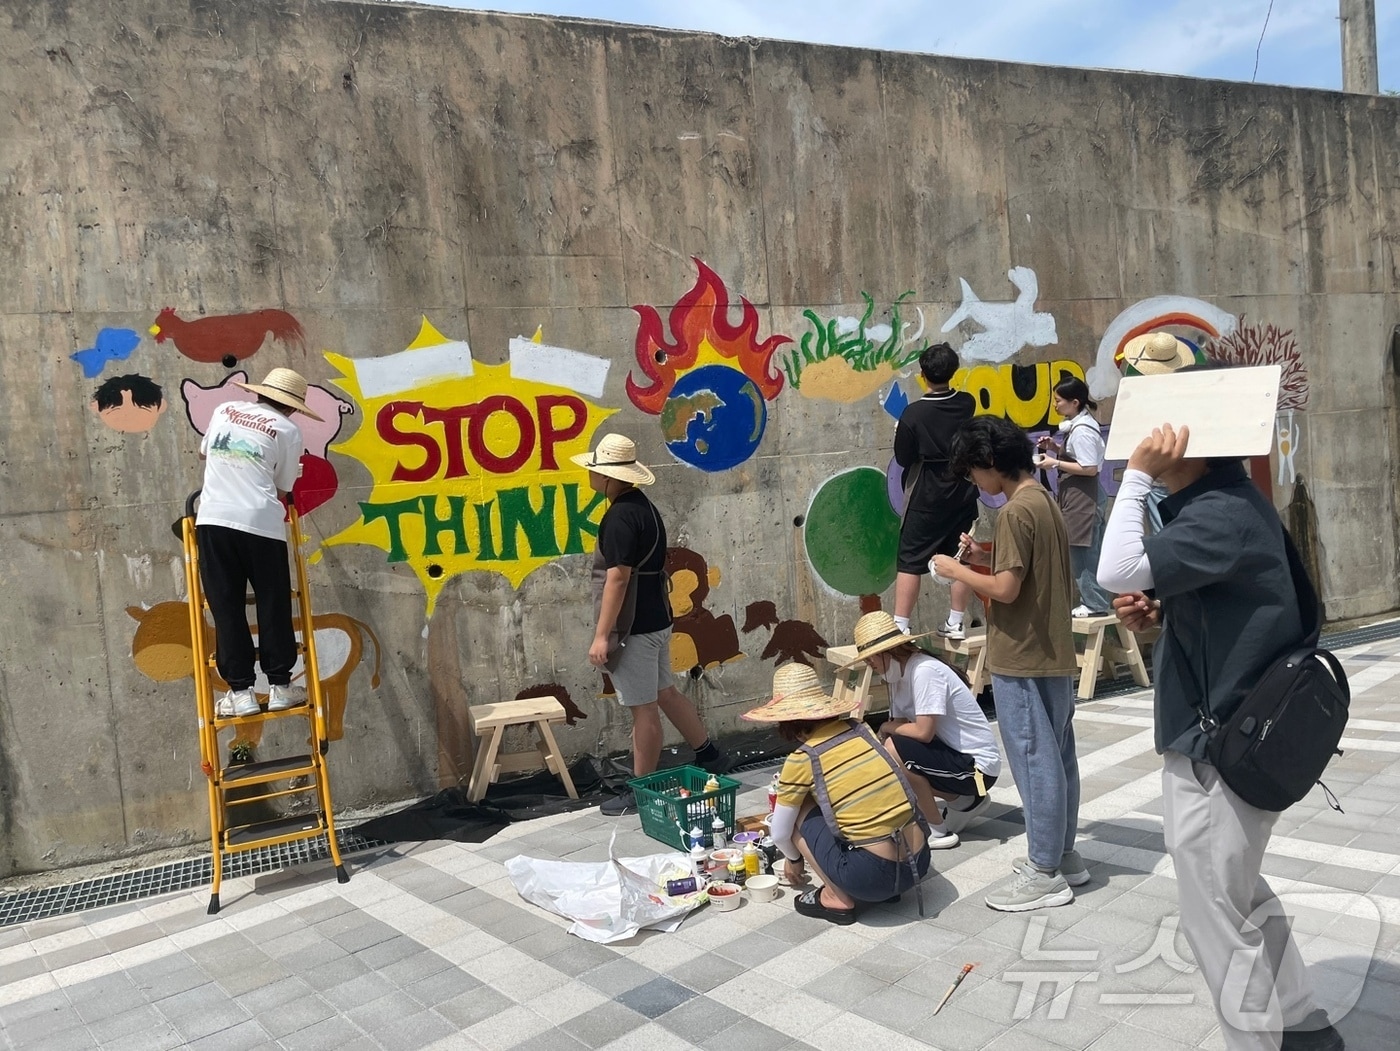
[235,368,324,421]
[569,433,656,486]
[1122,331,1196,376]
[740,663,854,724]
[836,611,931,670]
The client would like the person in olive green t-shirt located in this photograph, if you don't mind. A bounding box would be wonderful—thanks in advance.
[934,416,1082,913]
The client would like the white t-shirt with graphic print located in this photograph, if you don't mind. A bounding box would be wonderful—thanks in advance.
[197,402,303,541]
[884,652,1002,776]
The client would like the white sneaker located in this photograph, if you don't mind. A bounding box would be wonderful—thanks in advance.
[935,620,966,642]
[267,684,307,711]
[927,828,960,849]
[944,793,992,831]
[216,689,260,718]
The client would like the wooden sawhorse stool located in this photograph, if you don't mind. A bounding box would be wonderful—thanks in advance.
[936,632,989,695]
[1073,614,1150,699]
[822,644,877,718]
[467,696,579,803]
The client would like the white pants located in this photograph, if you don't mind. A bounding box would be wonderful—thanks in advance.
[1162,751,1316,1051]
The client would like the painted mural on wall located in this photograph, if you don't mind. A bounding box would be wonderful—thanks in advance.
[627,259,787,472]
[127,601,382,742]
[321,318,615,614]
[741,601,829,666]
[940,267,1058,363]
[91,374,166,433]
[1086,296,1238,399]
[803,466,902,598]
[782,292,927,403]
[666,547,743,675]
[150,307,307,368]
[182,371,354,518]
[515,683,588,726]
[71,327,141,378]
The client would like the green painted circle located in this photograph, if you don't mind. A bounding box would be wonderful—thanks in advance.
[804,467,901,597]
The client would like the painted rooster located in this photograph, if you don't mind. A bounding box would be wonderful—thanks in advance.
[149,308,306,368]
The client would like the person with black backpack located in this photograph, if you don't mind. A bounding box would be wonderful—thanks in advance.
[1098,421,1344,1051]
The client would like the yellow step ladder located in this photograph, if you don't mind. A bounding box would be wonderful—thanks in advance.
[179,491,351,914]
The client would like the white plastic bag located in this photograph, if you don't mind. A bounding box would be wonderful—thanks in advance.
[504,831,705,943]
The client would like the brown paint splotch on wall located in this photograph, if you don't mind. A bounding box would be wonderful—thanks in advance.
[91,374,166,433]
[127,601,381,740]
[149,308,307,369]
[666,547,742,676]
[741,600,829,666]
[514,683,587,726]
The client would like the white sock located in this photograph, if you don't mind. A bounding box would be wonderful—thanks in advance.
[929,822,951,837]
[947,609,965,628]
[893,615,911,633]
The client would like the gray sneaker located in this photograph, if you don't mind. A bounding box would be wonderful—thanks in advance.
[986,864,1074,912]
[1012,850,1090,887]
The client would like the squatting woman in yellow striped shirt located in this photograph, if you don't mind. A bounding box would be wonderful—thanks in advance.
[744,663,931,925]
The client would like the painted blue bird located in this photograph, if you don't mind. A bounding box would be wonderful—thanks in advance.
[71,328,141,378]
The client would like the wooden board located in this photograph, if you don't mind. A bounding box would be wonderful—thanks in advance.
[1104,365,1280,461]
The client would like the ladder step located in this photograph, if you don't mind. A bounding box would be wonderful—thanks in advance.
[226,813,325,848]
[222,754,316,787]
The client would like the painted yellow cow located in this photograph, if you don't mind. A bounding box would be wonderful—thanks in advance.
[128,601,381,742]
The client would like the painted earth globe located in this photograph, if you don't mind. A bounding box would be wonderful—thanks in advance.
[660,364,766,472]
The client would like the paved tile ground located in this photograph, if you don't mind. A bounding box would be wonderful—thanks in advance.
[4,635,1400,1050]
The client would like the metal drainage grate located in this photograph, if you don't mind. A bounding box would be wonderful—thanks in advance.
[4,617,1397,930]
[0,829,387,929]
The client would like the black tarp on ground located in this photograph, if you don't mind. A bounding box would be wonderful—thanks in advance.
[348,732,796,846]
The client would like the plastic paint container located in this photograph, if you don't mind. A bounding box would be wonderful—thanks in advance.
[731,831,761,846]
[745,874,780,902]
[707,882,743,911]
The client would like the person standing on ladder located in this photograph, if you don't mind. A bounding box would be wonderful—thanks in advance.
[196,368,322,718]
[573,433,728,816]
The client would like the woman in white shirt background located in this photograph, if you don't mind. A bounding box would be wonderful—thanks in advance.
[1036,375,1115,617]
[848,611,1002,849]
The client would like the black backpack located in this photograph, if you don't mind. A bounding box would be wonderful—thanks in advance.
[1178,530,1350,813]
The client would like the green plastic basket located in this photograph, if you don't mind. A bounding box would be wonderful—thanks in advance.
[629,765,741,851]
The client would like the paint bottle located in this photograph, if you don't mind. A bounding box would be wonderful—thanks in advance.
[743,842,761,878]
[687,825,705,853]
[689,841,709,877]
[666,876,699,896]
[758,835,778,873]
[703,773,721,795]
[727,856,746,887]
[767,773,780,813]
[711,811,727,851]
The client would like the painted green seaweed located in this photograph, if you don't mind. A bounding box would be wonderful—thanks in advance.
[781,291,928,388]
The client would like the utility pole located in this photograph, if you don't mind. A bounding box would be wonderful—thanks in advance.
[1340,0,1379,94]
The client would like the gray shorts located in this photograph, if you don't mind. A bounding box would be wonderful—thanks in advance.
[611,627,672,707]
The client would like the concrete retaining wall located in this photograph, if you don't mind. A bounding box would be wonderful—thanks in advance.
[3,0,1398,875]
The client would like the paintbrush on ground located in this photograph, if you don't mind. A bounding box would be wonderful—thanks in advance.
[932,963,975,1015]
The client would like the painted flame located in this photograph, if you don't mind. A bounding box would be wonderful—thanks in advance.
[626,259,788,414]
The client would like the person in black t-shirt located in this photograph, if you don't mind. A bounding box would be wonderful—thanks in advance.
[893,344,980,639]
[571,434,729,816]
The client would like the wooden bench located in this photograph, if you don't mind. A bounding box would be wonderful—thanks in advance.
[466,696,578,803]
[822,645,877,718]
[1073,615,1150,700]
[935,632,989,695]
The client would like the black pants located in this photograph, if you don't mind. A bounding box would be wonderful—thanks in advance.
[196,524,296,689]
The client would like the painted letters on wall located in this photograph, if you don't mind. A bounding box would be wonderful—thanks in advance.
[321,318,616,614]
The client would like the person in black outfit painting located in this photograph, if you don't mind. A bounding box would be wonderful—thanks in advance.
[893,344,980,639]
[572,434,728,816]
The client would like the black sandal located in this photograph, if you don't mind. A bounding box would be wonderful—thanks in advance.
[793,887,857,925]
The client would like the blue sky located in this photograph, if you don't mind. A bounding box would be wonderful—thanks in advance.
[408,0,1400,91]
